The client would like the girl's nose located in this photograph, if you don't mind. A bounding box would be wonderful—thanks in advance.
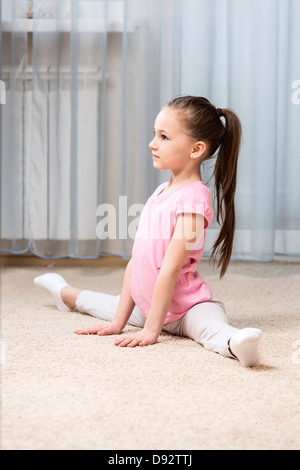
[149,137,157,150]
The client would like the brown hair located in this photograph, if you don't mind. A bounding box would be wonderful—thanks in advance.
[166,95,242,277]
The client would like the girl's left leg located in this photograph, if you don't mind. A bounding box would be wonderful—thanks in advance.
[34,273,146,328]
[34,273,73,312]
[163,293,262,367]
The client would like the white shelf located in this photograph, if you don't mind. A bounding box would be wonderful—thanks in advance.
[1,18,136,33]
[1,1,146,33]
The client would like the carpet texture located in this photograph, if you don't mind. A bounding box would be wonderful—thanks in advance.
[1,261,300,450]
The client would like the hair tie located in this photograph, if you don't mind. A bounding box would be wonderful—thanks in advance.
[216,108,223,118]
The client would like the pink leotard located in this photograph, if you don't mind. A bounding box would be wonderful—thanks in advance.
[131,181,214,324]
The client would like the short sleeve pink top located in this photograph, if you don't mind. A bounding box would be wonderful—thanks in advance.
[131,181,214,325]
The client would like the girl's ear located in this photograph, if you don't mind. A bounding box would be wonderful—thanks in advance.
[190,141,206,160]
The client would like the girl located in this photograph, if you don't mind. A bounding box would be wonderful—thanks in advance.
[34,96,262,367]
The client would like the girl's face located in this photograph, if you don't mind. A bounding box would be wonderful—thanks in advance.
[149,107,197,172]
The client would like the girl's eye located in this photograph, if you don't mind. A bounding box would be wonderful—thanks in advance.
[162,135,168,140]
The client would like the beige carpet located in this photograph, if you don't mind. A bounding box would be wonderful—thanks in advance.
[1,260,300,450]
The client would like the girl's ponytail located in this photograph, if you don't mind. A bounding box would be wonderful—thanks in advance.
[211,109,242,277]
[166,96,242,277]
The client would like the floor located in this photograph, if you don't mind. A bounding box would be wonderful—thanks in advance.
[1,259,300,450]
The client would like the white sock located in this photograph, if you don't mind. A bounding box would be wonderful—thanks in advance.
[34,273,71,312]
[229,328,262,367]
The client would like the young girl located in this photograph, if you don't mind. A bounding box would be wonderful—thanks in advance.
[34,96,262,367]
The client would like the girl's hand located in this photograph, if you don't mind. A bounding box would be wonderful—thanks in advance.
[114,328,159,347]
[74,321,123,336]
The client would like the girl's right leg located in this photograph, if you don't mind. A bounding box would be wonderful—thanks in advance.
[163,291,262,367]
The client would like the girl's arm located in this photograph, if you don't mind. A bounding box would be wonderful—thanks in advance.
[75,259,135,336]
[114,213,204,347]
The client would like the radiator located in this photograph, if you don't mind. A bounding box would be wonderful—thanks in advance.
[1,66,104,243]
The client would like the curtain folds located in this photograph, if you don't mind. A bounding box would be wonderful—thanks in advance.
[1,0,299,261]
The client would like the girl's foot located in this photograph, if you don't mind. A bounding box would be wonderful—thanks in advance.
[34,273,72,311]
[229,328,262,367]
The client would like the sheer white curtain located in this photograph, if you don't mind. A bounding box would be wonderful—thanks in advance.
[1,0,299,261]
[180,0,300,261]
[0,0,169,258]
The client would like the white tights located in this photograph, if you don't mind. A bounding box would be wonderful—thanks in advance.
[75,289,238,359]
[34,273,262,366]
